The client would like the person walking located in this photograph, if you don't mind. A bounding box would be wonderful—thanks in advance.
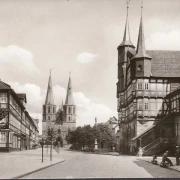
[175,146,180,165]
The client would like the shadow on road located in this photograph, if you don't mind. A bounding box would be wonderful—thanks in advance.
[133,160,180,178]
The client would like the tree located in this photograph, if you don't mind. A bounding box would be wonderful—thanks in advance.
[94,123,114,150]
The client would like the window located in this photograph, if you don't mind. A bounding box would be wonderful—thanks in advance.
[137,83,143,90]
[48,116,50,121]
[137,65,142,72]
[138,102,143,110]
[0,93,7,103]
[43,106,46,114]
[73,107,75,114]
[69,116,71,121]
[145,103,149,110]
[69,107,71,114]
[53,107,56,113]
[48,107,50,113]
[144,83,149,90]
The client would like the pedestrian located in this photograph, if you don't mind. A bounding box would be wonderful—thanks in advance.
[162,150,174,166]
[175,146,180,165]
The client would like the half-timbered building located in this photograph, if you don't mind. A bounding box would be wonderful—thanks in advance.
[117,5,180,155]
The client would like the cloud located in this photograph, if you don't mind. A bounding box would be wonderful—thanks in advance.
[0,45,39,75]
[8,81,43,113]
[76,52,97,63]
[146,30,180,50]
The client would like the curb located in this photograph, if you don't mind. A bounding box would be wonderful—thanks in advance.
[11,159,65,179]
[137,158,180,173]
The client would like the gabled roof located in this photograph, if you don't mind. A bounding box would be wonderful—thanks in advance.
[0,80,11,90]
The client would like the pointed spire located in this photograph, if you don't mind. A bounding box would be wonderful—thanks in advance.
[45,69,54,105]
[119,0,134,48]
[134,1,151,59]
[65,72,74,105]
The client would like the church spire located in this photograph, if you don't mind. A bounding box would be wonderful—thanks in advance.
[65,72,74,105]
[134,2,151,59]
[119,0,134,48]
[45,69,54,105]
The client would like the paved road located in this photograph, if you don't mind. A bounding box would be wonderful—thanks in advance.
[22,148,154,178]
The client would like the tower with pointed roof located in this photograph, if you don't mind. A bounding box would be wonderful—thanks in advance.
[117,0,135,96]
[63,73,76,125]
[42,70,56,135]
[133,3,152,78]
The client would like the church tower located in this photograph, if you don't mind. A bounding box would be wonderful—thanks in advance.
[63,73,76,130]
[42,71,56,135]
[117,1,135,100]
[132,4,152,78]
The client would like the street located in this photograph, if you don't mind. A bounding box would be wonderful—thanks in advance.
[20,148,180,179]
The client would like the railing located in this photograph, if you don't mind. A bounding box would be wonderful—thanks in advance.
[142,137,175,153]
[142,137,161,152]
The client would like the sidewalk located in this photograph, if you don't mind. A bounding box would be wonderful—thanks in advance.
[137,156,180,173]
[0,147,64,179]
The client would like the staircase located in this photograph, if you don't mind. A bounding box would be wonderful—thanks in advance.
[142,137,175,156]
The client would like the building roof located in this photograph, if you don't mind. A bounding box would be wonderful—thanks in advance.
[45,72,54,105]
[65,73,74,105]
[134,16,151,59]
[118,5,134,48]
[17,93,27,103]
[128,50,180,77]
[148,50,180,77]
[0,80,11,90]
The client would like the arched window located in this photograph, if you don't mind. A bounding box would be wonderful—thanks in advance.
[69,116,71,121]
[48,106,50,113]
[69,107,71,114]
[137,65,142,72]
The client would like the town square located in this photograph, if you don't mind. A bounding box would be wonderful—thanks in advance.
[0,0,180,179]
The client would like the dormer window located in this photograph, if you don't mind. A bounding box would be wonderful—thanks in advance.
[137,65,142,72]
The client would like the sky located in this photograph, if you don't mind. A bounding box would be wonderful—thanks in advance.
[0,0,180,134]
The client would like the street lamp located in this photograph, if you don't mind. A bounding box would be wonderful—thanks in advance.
[94,117,98,150]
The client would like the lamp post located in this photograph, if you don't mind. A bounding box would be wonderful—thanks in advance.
[94,117,98,150]
[118,117,121,154]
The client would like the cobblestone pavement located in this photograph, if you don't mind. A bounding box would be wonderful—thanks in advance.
[22,149,153,178]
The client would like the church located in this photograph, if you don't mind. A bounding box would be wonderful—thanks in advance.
[42,72,76,145]
[117,3,180,155]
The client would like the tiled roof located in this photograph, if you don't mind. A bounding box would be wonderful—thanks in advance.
[128,50,180,77]
[0,81,11,90]
[148,50,180,77]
